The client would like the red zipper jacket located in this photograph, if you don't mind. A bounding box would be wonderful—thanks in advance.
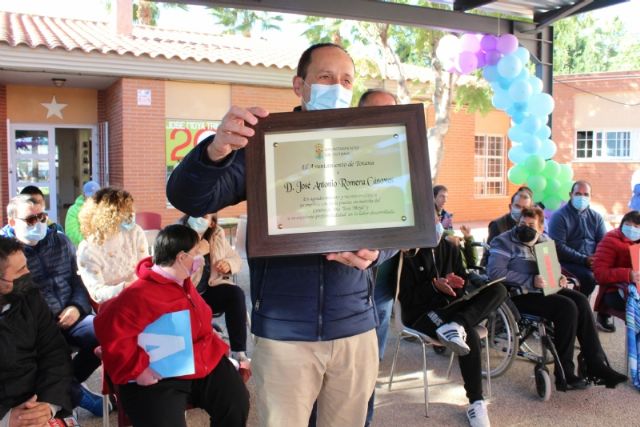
[94,257,228,385]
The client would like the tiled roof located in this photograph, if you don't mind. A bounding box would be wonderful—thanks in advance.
[0,11,432,82]
[0,11,301,69]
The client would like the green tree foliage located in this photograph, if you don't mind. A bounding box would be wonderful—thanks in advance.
[209,8,283,37]
[554,15,640,74]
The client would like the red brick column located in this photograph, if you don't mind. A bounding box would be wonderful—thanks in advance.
[0,85,8,225]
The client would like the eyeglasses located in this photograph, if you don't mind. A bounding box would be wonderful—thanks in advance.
[17,212,48,227]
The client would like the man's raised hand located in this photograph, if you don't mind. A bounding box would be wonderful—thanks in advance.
[207,106,269,162]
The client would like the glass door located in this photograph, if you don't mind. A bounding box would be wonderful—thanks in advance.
[9,126,58,222]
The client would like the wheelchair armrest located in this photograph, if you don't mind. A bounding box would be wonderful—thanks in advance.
[501,281,529,297]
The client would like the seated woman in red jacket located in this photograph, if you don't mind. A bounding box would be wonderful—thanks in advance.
[593,210,640,318]
[94,224,249,427]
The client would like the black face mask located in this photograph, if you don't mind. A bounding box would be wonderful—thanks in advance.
[1,273,33,305]
[516,225,538,243]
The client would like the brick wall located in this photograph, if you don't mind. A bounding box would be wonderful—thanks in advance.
[553,72,640,215]
[0,85,7,225]
[429,106,516,224]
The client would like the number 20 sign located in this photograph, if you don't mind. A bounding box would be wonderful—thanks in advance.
[165,119,220,168]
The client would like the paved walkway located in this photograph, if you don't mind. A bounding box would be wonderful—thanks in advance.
[81,257,638,427]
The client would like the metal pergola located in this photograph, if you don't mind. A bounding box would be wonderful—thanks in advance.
[158,0,628,94]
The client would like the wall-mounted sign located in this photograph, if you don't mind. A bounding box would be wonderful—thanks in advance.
[137,89,152,106]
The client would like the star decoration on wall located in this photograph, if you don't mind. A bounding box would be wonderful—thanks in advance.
[41,96,68,119]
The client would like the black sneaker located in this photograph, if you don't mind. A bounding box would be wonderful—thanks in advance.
[596,313,616,333]
[556,375,590,391]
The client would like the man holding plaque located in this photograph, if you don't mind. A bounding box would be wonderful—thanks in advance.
[488,207,626,390]
[167,43,391,427]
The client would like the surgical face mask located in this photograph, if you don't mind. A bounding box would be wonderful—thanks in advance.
[23,222,47,244]
[571,195,590,211]
[180,253,204,277]
[120,214,136,232]
[435,222,445,243]
[304,82,353,111]
[622,224,640,242]
[516,224,538,245]
[510,207,522,222]
[187,216,209,234]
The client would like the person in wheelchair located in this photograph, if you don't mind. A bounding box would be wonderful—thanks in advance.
[592,210,640,319]
[398,210,507,427]
[487,206,627,390]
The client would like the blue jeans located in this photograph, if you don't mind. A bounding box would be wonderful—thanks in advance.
[365,271,396,426]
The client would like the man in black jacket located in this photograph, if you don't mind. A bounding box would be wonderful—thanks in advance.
[0,236,73,426]
[398,213,506,427]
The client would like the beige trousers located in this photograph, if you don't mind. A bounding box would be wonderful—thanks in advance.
[253,329,379,427]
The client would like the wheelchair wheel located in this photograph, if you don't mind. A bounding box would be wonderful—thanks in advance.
[534,365,552,401]
[483,302,518,378]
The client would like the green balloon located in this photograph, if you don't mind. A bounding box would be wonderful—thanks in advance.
[557,163,574,182]
[525,154,545,175]
[527,174,547,194]
[544,195,562,211]
[543,160,560,179]
[508,164,529,185]
[546,177,561,194]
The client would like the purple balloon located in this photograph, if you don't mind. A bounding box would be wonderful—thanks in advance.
[481,34,498,51]
[497,34,518,54]
[456,51,478,74]
[460,33,481,53]
[475,51,487,68]
[485,49,501,66]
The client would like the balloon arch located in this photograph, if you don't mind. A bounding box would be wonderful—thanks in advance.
[436,33,573,210]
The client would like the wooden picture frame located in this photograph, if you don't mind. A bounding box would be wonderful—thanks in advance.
[245,103,436,257]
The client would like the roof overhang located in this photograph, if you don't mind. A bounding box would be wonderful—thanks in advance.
[0,45,294,89]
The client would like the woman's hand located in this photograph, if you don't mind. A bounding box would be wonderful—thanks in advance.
[534,275,546,289]
[433,277,456,297]
[214,260,231,274]
[559,275,568,288]
[135,367,162,386]
[631,270,640,285]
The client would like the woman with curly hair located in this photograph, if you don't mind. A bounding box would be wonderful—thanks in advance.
[77,187,149,304]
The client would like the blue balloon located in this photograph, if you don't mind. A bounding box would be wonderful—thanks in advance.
[539,139,557,159]
[529,93,555,116]
[492,89,513,111]
[522,115,542,133]
[522,134,542,154]
[508,125,527,143]
[511,110,526,124]
[515,47,530,65]
[497,54,523,79]
[536,125,551,140]
[529,76,543,94]
[517,67,530,81]
[512,102,529,113]
[508,79,532,103]
[497,76,512,90]
[508,145,529,164]
[483,65,500,82]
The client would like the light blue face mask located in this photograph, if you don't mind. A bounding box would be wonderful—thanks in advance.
[121,214,136,232]
[571,195,590,211]
[622,224,640,242]
[510,207,522,222]
[187,216,209,234]
[24,222,47,243]
[304,82,353,111]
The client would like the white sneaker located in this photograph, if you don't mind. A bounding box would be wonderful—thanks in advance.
[467,400,490,427]
[436,322,470,356]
